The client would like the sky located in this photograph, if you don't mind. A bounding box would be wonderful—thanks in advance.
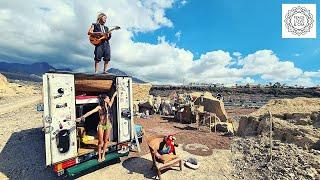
[0,0,319,86]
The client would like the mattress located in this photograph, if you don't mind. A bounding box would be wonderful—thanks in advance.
[76,95,99,104]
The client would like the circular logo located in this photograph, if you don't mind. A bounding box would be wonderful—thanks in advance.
[284,6,314,36]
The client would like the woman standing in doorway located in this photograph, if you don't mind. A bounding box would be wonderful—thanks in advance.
[77,91,117,162]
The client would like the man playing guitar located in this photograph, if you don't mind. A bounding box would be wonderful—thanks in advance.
[88,12,112,74]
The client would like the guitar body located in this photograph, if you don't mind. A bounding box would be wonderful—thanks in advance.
[89,34,109,46]
[89,26,120,46]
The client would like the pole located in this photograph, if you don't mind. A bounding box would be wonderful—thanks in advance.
[268,110,273,163]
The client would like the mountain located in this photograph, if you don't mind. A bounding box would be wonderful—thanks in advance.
[0,62,57,75]
[108,68,128,76]
[0,62,145,83]
[0,61,73,82]
[108,68,145,83]
[0,71,43,82]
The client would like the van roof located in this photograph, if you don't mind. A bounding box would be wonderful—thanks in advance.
[47,71,131,80]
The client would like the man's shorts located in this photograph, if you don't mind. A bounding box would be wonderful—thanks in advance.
[94,41,111,62]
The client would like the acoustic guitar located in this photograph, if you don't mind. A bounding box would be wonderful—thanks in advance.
[89,26,120,46]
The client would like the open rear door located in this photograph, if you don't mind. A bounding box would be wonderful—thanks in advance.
[116,77,133,143]
[43,73,77,166]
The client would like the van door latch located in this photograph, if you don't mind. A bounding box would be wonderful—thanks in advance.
[56,103,67,108]
[45,116,52,123]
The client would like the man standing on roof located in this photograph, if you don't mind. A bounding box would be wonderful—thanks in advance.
[88,12,112,73]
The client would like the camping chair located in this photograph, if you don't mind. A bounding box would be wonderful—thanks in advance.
[147,135,182,180]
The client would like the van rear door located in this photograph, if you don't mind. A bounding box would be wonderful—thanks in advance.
[116,77,133,143]
[43,73,77,166]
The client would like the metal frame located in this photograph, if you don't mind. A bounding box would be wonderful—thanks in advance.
[43,72,134,168]
[43,74,52,166]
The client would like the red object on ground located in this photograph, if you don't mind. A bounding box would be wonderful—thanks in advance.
[165,135,176,154]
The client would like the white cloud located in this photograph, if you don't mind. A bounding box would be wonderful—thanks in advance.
[288,77,315,87]
[185,49,315,86]
[304,70,320,78]
[0,0,318,87]
[0,0,176,67]
[180,0,187,6]
[233,52,242,57]
[175,31,182,41]
[241,50,303,81]
[242,77,255,84]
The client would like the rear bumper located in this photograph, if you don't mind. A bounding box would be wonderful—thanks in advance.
[65,151,129,177]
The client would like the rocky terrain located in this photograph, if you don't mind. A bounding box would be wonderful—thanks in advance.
[1,72,320,179]
[151,85,320,99]
[232,98,320,179]
[232,137,320,179]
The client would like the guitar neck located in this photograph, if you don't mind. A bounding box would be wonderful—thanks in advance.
[106,28,116,34]
[93,30,114,35]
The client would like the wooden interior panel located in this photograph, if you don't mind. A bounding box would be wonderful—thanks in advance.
[75,79,113,92]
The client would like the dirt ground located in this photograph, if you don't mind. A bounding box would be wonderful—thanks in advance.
[0,100,59,180]
[134,115,231,157]
[1,79,319,179]
[79,147,234,180]
[0,92,239,180]
[0,80,259,179]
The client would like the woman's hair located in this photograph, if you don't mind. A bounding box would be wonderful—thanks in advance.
[96,12,107,23]
[98,94,109,113]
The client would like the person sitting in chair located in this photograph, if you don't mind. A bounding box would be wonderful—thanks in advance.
[155,135,178,159]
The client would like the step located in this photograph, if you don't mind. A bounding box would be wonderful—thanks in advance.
[66,151,129,177]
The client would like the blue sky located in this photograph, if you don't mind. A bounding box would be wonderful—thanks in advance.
[135,0,320,71]
[0,0,319,86]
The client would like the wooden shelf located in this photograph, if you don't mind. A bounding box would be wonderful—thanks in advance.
[82,139,99,146]
[82,139,117,146]
[78,148,95,156]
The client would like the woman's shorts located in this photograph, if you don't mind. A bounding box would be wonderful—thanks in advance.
[97,122,112,131]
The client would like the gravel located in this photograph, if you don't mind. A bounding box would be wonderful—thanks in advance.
[231,137,320,179]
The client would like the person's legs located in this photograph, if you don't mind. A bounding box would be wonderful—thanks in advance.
[103,60,109,73]
[94,45,103,73]
[97,126,104,162]
[102,42,111,73]
[94,61,99,73]
[102,126,111,161]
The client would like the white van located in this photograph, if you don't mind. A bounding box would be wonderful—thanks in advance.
[42,72,134,177]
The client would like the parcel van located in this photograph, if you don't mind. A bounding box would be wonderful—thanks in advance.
[42,72,135,177]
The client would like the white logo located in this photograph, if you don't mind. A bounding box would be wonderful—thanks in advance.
[282,4,316,38]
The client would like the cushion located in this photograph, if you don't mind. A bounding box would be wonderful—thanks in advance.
[158,154,178,163]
